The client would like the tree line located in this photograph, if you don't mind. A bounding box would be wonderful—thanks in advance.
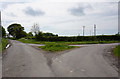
[2,23,58,39]
[2,23,120,41]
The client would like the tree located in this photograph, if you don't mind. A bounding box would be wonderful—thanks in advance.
[7,23,26,39]
[31,23,40,35]
[2,26,6,37]
[28,32,33,37]
[35,31,43,40]
[43,32,58,37]
[20,31,27,37]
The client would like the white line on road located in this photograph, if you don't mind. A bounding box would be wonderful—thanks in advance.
[6,44,10,49]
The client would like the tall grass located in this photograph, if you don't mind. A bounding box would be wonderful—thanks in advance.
[114,45,120,58]
[0,38,8,53]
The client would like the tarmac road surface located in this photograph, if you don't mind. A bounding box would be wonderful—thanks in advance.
[2,40,118,77]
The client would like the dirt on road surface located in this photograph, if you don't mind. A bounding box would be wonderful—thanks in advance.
[2,40,118,77]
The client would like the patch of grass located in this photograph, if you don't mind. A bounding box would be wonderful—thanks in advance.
[2,38,8,50]
[0,43,1,53]
[39,43,77,52]
[114,45,120,58]
[0,38,8,53]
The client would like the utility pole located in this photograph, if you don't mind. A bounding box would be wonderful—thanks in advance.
[94,24,96,36]
[83,26,85,36]
[90,30,91,36]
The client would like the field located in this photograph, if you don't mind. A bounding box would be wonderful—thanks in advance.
[18,38,120,45]
[18,38,120,52]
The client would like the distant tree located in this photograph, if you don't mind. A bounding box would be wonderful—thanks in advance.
[43,32,54,36]
[28,32,33,37]
[31,23,40,35]
[7,23,26,39]
[35,31,43,40]
[43,32,58,37]
[2,26,6,37]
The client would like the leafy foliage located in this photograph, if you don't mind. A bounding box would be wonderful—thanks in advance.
[35,35,120,42]
[35,32,58,41]
[35,31,43,40]
[43,32,58,37]
[7,23,27,39]
[2,26,6,37]
[28,32,33,37]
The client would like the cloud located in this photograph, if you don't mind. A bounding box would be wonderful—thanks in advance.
[24,7,45,16]
[0,2,30,11]
[69,6,85,16]
[1,2,118,36]
[91,2,118,17]
[7,13,17,17]
[68,3,92,16]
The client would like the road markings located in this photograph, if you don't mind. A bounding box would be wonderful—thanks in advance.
[6,44,10,49]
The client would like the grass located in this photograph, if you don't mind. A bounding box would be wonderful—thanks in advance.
[114,45,120,58]
[18,38,120,45]
[0,38,8,53]
[0,42,1,53]
[39,43,77,52]
[18,38,120,52]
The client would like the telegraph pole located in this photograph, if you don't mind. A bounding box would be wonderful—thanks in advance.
[90,30,91,36]
[94,24,96,36]
[83,26,85,36]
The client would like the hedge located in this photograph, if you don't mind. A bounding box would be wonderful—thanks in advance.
[35,35,120,42]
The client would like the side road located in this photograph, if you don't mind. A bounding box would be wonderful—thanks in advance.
[3,40,54,77]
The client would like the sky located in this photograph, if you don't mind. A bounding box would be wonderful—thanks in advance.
[0,0,119,36]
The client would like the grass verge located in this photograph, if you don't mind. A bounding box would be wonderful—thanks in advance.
[39,43,78,52]
[114,45,120,58]
[0,38,8,53]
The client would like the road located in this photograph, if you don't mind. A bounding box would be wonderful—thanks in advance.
[2,40,118,77]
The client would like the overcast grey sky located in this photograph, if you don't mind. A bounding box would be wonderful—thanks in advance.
[0,0,119,36]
